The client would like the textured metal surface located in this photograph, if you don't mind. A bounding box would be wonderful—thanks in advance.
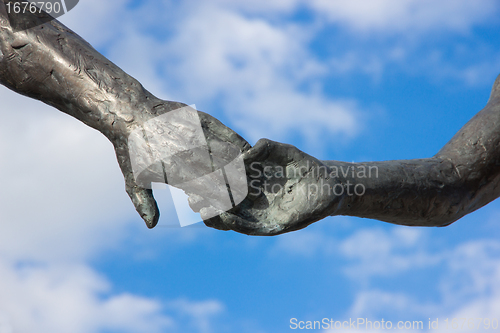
[1,1,499,235]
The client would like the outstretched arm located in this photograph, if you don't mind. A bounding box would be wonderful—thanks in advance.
[328,81,500,227]
[204,76,500,235]
[0,0,250,228]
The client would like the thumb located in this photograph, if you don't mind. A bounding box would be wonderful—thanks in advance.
[243,138,306,165]
[114,142,160,228]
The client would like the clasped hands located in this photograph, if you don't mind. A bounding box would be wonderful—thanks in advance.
[0,1,341,235]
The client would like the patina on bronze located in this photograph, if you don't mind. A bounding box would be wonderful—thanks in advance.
[1,1,499,235]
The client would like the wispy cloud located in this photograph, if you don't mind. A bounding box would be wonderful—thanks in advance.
[309,0,499,35]
[333,222,500,332]
[272,228,337,257]
[0,89,130,262]
[166,298,225,333]
[0,259,173,333]
[340,227,439,280]
[156,4,361,146]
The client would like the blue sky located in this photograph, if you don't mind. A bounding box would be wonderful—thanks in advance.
[1,0,500,332]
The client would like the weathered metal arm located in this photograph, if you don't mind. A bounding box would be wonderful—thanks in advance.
[203,78,500,235]
[332,90,500,223]
[330,77,500,226]
[0,1,250,228]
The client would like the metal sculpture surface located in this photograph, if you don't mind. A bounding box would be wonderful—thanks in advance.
[1,1,499,235]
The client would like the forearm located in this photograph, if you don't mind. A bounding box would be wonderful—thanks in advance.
[324,76,500,226]
[0,2,251,229]
[207,74,500,235]
[0,3,184,140]
[323,158,465,226]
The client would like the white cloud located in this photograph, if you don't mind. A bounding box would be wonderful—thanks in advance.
[210,0,301,14]
[167,299,225,333]
[0,259,172,333]
[0,87,132,262]
[340,227,439,280]
[0,256,225,333]
[157,5,360,145]
[416,51,500,87]
[305,0,500,87]
[58,0,131,47]
[336,223,500,332]
[273,229,337,257]
[61,0,500,105]
[439,240,500,305]
[0,80,223,331]
[65,0,499,148]
[348,289,436,321]
[0,1,209,263]
[0,85,177,332]
[309,0,498,35]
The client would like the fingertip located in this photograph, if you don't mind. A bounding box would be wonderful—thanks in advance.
[127,186,160,229]
[244,138,303,165]
[253,138,273,149]
[143,207,159,229]
[243,138,273,162]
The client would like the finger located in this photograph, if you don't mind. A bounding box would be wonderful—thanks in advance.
[241,138,273,163]
[201,204,285,235]
[126,184,159,229]
[243,138,313,166]
[197,111,251,153]
[218,211,285,236]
